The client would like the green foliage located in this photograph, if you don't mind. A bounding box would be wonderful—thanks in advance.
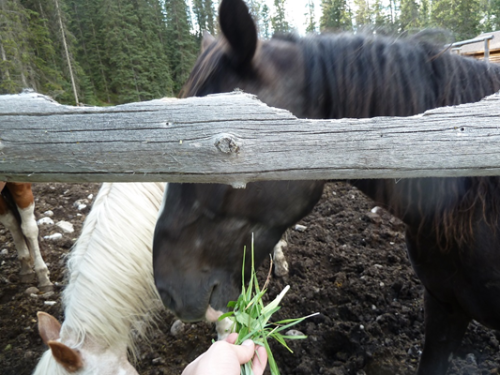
[353,0,371,29]
[219,246,318,375]
[432,0,482,40]
[260,4,271,39]
[192,0,216,38]
[320,0,353,32]
[399,0,420,31]
[305,0,317,33]
[247,0,263,37]
[271,0,291,34]
[165,0,197,95]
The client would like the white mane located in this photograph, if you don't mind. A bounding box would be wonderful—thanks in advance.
[33,182,165,374]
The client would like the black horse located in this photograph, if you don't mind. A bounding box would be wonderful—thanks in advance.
[153,0,500,373]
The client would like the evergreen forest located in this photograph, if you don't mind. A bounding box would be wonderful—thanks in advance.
[1,0,499,105]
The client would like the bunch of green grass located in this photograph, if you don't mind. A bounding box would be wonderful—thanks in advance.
[218,243,318,375]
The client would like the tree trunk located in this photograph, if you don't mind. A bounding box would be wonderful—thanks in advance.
[54,0,79,105]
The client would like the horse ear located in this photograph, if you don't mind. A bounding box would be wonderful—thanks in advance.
[37,311,61,344]
[48,341,83,373]
[201,30,216,53]
[219,0,257,66]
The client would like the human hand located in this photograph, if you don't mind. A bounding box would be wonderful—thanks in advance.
[182,332,268,375]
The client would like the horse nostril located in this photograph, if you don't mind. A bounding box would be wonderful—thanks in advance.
[158,288,176,311]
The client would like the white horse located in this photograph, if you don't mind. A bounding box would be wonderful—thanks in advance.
[33,182,165,375]
[33,182,290,374]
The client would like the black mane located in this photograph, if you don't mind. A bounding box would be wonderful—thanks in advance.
[294,33,500,119]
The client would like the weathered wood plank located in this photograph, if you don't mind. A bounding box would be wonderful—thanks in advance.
[0,90,499,184]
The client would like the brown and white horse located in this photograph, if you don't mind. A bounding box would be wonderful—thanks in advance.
[0,182,52,290]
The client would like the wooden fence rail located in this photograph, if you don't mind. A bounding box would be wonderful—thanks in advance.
[1,90,499,185]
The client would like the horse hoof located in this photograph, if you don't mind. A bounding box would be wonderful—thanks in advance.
[19,272,36,283]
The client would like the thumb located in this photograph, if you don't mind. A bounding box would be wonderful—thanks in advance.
[232,340,256,364]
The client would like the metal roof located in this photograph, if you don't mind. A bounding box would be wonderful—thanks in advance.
[459,30,500,54]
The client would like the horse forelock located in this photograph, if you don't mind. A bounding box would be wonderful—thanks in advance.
[60,182,165,357]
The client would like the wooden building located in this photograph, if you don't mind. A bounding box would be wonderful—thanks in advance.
[458,31,500,63]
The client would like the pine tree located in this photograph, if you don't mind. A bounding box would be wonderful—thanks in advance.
[261,4,271,38]
[431,0,482,40]
[320,0,353,31]
[0,0,32,93]
[305,0,317,33]
[371,0,392,30]
[353,0,371,29]
[419,0,431,28]
[89,0,173,104]
[0,0,82,103]
[192,0,216,38]
[165,0,197,94]
[247,0,262,36]
[271,0,291,34]
[67,0,111,104]
[481,0,500,31]
[399,0,420,31]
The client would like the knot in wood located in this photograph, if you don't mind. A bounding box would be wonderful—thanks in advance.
[215,134,240,154]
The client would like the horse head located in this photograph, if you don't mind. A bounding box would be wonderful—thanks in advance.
[35,312,138,375]
[153,181,324,321]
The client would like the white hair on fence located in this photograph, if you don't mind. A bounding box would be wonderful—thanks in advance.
[33,182,165,375]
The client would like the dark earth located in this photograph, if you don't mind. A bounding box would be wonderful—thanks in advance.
[1,182,499,374]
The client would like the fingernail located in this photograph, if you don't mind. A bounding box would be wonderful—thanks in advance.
[242,340,253,347]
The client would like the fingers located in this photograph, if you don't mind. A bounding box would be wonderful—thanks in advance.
[225,332,239,344]
[252,346,268,375]
[231,339,256,364]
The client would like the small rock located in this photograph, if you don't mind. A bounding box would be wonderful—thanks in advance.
[285,329,304,336]
[25,287,39,295]
[43,210,54,217]
[170,319,185,336]
[379,282,385,287]
[294,224,307,232]
[39,291,55,299]
[30,293,39,299]
[0,249,8,256]
[44,233,63,241]
[44,301,57,306]
[466,353,477,365]
[73,199,89,210]
[56,221,74,233]
[24,350,35,359]
[37,217,54,225]
[371,206,382,214]
[87,194,94,200]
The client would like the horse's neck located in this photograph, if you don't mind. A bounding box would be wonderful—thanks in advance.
[61,182,165,351]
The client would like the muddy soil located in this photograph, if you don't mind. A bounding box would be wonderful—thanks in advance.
[1,182,499,375]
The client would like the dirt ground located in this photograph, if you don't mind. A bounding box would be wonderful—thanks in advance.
[0,182,499,375]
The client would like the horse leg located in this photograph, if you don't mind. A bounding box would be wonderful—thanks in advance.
[7,183,52,290]
[0,195,36,283]
[417,289,470,375]
[272,239,288,277]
